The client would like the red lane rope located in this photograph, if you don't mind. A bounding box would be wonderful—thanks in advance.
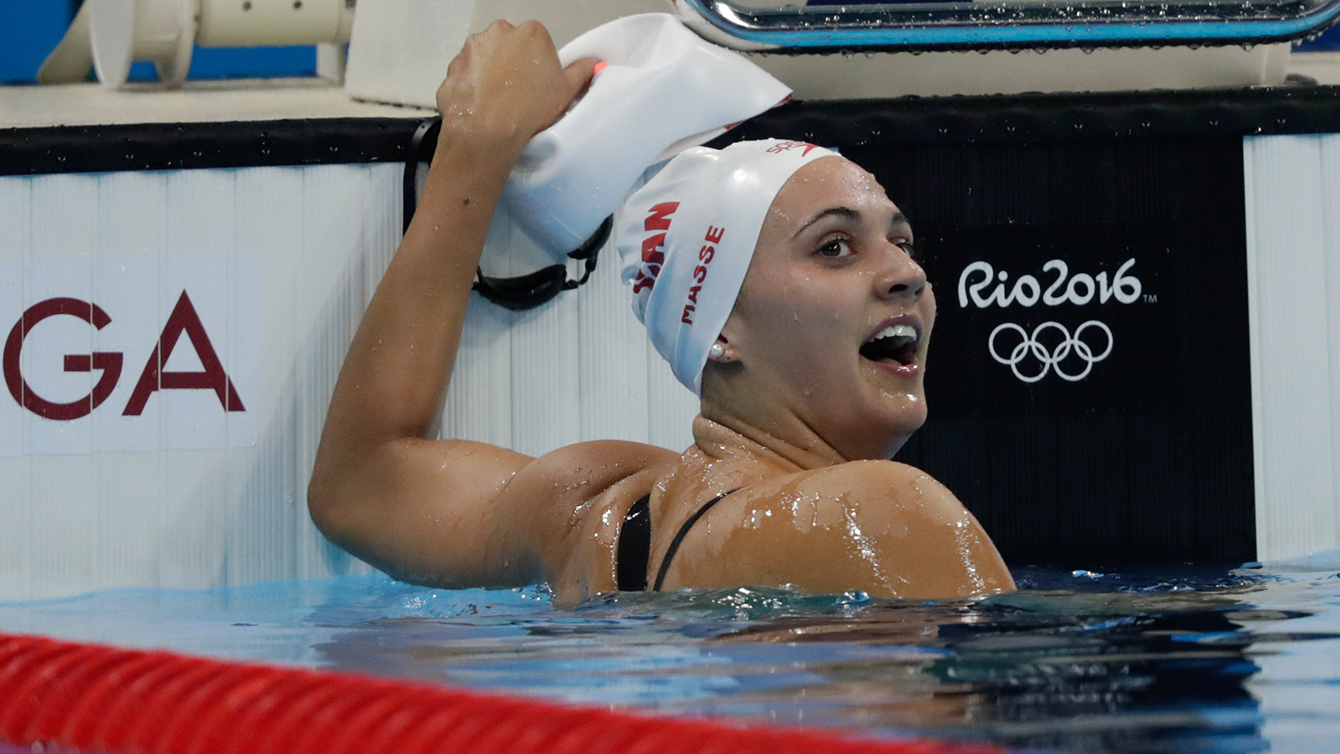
[0,632,1004,754]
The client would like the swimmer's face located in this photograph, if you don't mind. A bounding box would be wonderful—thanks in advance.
[722,156,934,460]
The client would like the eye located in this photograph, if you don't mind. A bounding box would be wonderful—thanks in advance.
[815,237,853,259]
[895,239,918,261]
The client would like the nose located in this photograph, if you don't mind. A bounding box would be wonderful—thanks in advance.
[874,244,927,304]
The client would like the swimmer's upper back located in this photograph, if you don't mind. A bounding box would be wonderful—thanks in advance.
[649,460,1014,599]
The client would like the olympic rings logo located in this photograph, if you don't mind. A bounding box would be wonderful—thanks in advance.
[988,321,1114,383]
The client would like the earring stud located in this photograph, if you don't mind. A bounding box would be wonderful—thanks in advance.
[709,343,726,360]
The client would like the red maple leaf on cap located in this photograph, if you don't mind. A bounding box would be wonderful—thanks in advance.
[765,140,819,155]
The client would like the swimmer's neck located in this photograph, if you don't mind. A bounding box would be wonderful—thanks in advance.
[691,413,851,471]
[696,395,912,468]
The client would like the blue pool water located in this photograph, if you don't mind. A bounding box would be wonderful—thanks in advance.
[3,563,1340,754]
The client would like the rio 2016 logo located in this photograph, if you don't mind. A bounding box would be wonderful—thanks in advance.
[957,258,1146,383]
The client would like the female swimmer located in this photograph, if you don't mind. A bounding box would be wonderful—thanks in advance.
[308,19,1015,604]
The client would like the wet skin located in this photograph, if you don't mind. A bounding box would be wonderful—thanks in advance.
[308,20,1014,605]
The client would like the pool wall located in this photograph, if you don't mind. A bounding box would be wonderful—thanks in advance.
[3,87,1340,600]
[0,114,700,602]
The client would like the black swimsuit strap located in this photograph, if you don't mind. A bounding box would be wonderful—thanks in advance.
[653,489,741,592]
[617,495,652,592]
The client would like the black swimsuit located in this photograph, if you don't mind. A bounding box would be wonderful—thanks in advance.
[616,490,739,591]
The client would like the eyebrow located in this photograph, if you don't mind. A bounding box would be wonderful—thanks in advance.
[792,207,911,239]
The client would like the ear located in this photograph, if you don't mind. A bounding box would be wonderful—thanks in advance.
[708,334,736,363]
[712,309,745,363]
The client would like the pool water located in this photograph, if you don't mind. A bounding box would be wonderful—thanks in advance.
[3,563,1340,754]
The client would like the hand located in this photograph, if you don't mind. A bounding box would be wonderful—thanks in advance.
[436,20,598,157]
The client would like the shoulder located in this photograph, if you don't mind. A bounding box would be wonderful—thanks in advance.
[661,460,1014,598]
[498,440,680,533]
[788,460,963,515]
[718,460,970,534]
[501,440,679,507]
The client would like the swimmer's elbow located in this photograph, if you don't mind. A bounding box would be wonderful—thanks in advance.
[306,465,410,579]
[306,451,381,550]
[306,465,354,547]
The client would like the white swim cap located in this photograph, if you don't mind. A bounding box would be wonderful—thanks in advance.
[617,139,837,395]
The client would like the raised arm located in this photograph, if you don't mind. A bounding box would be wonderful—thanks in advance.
[308,21,598,587]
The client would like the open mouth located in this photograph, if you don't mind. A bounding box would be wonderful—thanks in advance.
[859,322,921,367]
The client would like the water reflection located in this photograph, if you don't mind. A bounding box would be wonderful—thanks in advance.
[307,567,1326,753]
[4,566,1336,753]
[703,592,1268,752]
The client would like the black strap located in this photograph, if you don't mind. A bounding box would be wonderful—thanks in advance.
[402,116,441,235]
[401,114,608,312]
[653,489,742,592]
[617,495,652,592]
[470,215,611,311]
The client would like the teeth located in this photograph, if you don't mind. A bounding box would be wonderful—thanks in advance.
[869,324,917,343]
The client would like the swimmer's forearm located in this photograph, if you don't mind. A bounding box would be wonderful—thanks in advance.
[319,30,595,460]
[349,137,520,424]
[310,22,598,583]
[313,136,525,486]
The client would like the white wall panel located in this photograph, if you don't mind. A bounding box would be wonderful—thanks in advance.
[292,164,382,580]
[442,296,515,449]
[1321,138,1340,560]
[1245,134,1340,561]
[159,171,228,589]
[0,178,31,598]
[578,241,652,444]
[24,175,99,599]
[93,172,166,591]
[228,166,303,588]
[24,175,98,455]
[510,291,583,458]
[0,160,698,600]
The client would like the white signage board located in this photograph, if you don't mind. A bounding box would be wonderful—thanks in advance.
[0,165,402,599]
[1,251,259,455]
